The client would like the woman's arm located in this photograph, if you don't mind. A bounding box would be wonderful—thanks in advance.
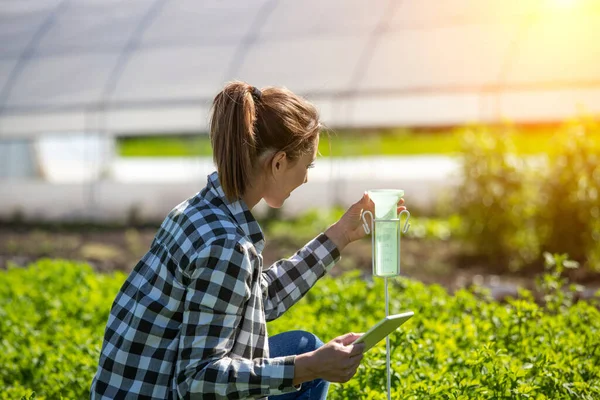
[261,233,340,321]
[262,193,406,321]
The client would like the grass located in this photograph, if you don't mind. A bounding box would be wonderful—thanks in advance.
[116,125,598,158]
[118,135,214,157]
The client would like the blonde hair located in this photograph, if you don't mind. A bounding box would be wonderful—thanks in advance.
[209,81,320,201]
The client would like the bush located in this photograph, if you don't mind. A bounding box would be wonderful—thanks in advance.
[1,259,599,399]
[455,126,541,269]
[537,120,600,270]
[455,121,600,271]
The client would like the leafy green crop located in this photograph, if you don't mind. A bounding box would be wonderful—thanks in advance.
[1,258,599,399]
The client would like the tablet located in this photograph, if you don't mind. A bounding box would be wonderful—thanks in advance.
[352,311,414,352]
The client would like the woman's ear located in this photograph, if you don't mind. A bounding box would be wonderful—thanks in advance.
[271,151,287,178]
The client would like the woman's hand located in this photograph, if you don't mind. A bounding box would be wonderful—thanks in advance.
[293,333,365,385]
[324,192,406,252]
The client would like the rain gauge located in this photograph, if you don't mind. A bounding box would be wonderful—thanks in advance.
[361,189,410,400]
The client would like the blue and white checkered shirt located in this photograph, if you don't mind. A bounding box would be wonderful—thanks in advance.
[90,171,340,399]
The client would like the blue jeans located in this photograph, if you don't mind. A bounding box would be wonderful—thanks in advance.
[268,330,330,400]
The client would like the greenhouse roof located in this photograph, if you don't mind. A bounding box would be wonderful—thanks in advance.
[1,0,600,137]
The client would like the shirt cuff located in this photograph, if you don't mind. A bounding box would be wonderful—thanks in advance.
[313,233,342,273]
[266,355,299,396]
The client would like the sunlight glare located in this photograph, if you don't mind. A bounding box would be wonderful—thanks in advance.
[553,0,578,8]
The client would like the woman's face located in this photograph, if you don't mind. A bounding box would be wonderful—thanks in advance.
[262,136,319,208]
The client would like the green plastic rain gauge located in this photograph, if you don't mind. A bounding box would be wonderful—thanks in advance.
[361,189,410,400]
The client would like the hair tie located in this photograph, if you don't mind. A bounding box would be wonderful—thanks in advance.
[251,86,262,100]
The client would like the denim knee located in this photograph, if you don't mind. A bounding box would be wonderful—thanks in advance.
[293,330,324,354]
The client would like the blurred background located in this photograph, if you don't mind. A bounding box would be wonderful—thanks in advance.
[1,0,599,297]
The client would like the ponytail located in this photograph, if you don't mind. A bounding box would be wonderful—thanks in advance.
[209,81,258,201]
[209,81,320,201]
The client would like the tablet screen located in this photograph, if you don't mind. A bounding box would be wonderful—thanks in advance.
[352,311,414,351]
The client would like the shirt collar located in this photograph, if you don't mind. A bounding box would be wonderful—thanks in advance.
[205,171,265,254]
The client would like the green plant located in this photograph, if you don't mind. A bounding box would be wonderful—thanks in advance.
[1,259,599,399]
[115,126,600,158]
[455,126,540,269]
[261,207,345,243]
[536,252,583,313]
[261,208,458,244]
[0,260,126,399]
[455,120,600,272]
[537,120,600,270]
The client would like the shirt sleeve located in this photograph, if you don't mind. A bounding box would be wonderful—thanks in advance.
[176,238,299,399]
[262,233,341,322]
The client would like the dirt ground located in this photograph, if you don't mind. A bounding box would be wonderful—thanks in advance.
[1,225,598,301]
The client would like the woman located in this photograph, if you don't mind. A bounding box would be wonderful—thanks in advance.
[90,81,406,399]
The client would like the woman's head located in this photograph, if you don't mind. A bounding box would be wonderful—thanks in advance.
[209,81,320,207]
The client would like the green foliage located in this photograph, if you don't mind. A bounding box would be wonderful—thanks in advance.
[263,207,345,243]
[318,130,462,157]
[0,260,126,399]
[118,134,214,157]
[456,121,600,271]
[262,207,457,244]
[537,121,600,268]
[117,130,463,158]
[115,126,600,158]
[455,126,540,268]
[401,215,462,241]
[2,259,599,399]
[536,252,583,314]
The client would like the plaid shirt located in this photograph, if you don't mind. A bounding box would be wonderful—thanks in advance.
[90,171,340,399]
